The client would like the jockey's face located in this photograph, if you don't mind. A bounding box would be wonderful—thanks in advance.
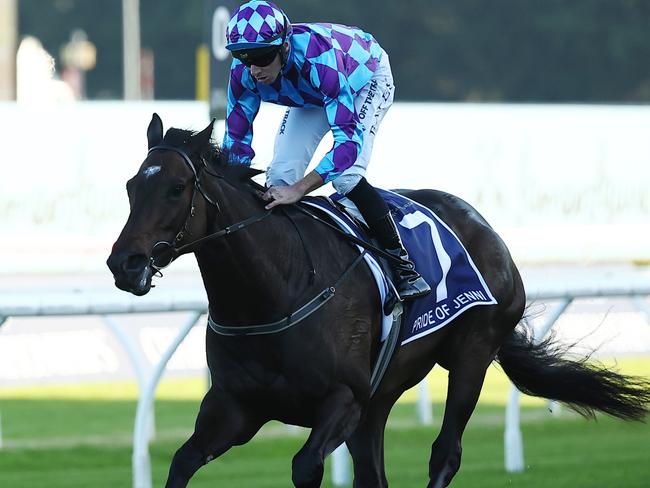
[249,51,282,84]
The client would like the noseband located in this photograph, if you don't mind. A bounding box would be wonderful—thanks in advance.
[146,145,272,273]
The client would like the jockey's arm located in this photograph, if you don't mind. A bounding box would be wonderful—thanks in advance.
[263,52,361,209]
[223,63,261,164]
[263,170,324,209]
[308,54,362,185]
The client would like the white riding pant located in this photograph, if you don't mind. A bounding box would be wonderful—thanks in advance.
[266,52,395,195]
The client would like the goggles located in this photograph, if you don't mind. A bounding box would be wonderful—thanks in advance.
[232,46,280,67]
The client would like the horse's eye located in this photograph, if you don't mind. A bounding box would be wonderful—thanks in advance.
[170,184,185,197]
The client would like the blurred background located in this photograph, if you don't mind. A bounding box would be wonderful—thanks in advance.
[1,1,650,487]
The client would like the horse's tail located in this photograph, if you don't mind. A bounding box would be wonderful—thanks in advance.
[495,325,650,421]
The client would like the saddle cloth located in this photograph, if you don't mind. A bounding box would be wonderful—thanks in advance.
[303,189,497,346]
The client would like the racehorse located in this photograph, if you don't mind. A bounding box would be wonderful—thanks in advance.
[107,114,650,488]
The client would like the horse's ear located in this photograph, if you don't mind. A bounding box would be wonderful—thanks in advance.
[147,113,163,149]
[189,118,215,152]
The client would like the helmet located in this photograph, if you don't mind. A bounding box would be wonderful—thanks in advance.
[226,1,292,51]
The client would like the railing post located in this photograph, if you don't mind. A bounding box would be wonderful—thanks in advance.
[633,296,650,323]
[132,311,203,488]
[504,386,523,472]
[416,376,433,425]
[503,299,572,473]
[331,443,351,486]
[102,315,156,440]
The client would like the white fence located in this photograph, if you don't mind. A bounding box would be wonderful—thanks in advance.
[0,288,207,488]
[1,280,650,487]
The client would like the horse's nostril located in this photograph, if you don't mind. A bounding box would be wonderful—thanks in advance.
[124,254,148,272]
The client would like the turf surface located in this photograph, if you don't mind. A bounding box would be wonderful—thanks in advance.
[1,359,648,487]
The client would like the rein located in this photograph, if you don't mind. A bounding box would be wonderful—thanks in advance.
[176,210,273,254]
[147,145,274,272]
[293,202,404,265]
[145,144,385,338]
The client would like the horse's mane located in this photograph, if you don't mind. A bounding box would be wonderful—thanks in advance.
[163,128,264,186]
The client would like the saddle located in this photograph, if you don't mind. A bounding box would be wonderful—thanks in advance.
[302,189,497,346]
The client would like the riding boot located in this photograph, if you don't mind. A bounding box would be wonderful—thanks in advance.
[346,177,431,301]
[370,212,432,300]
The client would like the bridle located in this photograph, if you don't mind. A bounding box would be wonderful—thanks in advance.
[146,145,273,274]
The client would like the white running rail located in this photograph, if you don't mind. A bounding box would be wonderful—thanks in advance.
[1,282,649,487]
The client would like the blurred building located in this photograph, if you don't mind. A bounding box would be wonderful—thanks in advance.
[0,0,17,100]
[60,29,97,100]
[10,0,650,103]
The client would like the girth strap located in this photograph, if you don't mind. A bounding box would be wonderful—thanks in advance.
[370,303,403,396]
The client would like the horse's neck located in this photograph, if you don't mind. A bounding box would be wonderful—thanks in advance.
[194,181,302,325]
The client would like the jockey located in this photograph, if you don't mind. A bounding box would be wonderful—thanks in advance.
[223,0,430,300]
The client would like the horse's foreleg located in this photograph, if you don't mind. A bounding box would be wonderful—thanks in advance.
[427,351,492,488]
[292,385,363,488]
[345,393,399,488]
[164,387,263,488]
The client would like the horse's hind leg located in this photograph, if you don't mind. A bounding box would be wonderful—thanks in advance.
[292,385,363,488]
[165,387,263,488]
[427,332,497,488]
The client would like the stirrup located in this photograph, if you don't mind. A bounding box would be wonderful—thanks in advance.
[396,274,431,300]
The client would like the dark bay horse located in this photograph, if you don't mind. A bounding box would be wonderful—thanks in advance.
[107,114,650,488]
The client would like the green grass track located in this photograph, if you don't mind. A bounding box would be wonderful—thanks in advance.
[0,358,648,487]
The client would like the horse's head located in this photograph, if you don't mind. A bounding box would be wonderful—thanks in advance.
[107,113,215,295]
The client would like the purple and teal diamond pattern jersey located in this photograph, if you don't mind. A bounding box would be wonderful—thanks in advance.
[223,22,385,183]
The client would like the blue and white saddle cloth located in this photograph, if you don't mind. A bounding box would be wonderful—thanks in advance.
[303,189,497,346]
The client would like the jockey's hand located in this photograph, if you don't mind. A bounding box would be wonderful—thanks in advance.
[263,171,325,210]
[263,184,304,209]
